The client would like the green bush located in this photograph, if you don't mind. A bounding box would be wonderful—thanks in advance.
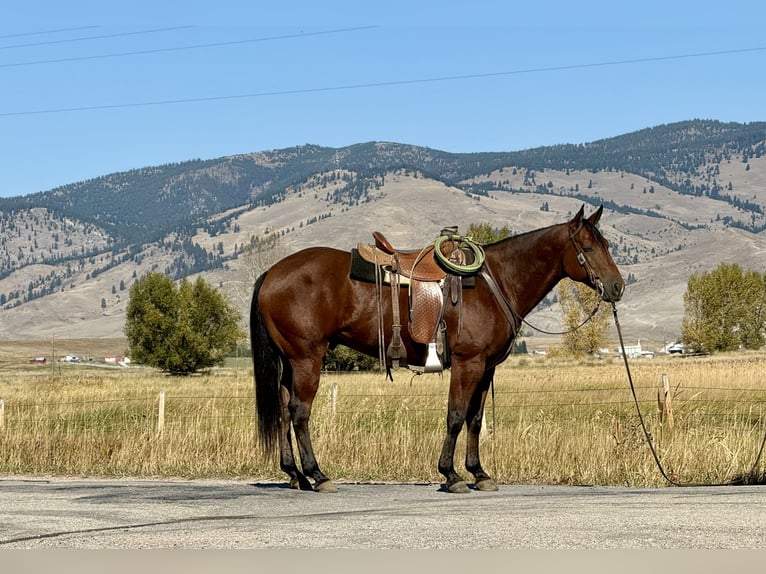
[125,272,244,375]
[323,345,379,371]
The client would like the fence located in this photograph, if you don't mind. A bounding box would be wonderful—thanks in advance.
[1,374,764,435]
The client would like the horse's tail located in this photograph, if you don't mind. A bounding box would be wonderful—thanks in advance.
[250,271,288,458]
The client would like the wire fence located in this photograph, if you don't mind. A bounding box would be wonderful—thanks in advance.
[3,380,766,434]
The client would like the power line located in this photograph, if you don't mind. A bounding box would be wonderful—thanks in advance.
[0,25,379,69]
[0,26,99,40]
[1,44,764,118]
[0,25,193,51]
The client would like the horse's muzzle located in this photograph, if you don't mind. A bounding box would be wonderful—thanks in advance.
[603,279,625,303]
[595,277,624,302]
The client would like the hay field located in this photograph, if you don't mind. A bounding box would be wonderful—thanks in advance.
[0,351,765,487]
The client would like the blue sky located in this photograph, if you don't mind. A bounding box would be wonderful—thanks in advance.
[1,1,765,198]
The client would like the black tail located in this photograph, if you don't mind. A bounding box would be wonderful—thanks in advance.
[250,272,288,457]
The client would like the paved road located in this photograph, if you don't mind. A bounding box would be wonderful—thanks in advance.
[1,477,765,549]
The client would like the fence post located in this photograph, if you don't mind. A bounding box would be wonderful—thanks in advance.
[658,373,674,445]
[157,391,166,435]
[661,373,674,428]
[330,383,338,417]
[0,398,4,431]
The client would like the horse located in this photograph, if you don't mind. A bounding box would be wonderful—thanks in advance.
[250,205,624,493]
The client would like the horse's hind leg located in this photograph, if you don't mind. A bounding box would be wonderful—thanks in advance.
[464,368,498,491]
[278,385,312,491]
[290,358,337,493]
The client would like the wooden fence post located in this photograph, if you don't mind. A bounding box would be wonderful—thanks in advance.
[661,373,674,428]
[658,373,674,444]
[157,391,166,435]
[330,383,338,417]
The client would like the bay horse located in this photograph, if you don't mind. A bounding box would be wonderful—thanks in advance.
[250,205,624,493]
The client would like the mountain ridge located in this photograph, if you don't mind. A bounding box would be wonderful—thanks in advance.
[1,118,765,348]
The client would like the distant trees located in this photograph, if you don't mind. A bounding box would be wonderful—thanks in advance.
[323,345,378,371]
[228,232,286,309]
[557,279,610,357]
[125,272,244,375]
[681,263,766,353]
[465,222,511,244]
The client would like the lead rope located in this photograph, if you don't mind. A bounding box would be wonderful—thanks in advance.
[611,302,766,487]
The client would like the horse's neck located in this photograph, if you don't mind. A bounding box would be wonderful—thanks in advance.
[486,225,567,318]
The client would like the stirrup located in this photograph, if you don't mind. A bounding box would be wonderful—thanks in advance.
[424,342,442,373]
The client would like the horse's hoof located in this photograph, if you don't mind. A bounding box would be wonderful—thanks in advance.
[290,475,314,491]
[314,480,338,493]
[446,480,471,494]
[475,478,499,492]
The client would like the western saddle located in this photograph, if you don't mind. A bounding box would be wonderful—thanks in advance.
[356,227,483,375]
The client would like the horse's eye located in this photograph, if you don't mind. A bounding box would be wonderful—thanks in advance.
[583,246,594,253]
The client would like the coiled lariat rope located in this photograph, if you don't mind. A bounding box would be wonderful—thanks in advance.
[433,233,485,275]
[611,302,766,487]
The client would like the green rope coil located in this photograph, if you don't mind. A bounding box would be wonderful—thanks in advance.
[433,234,486,275]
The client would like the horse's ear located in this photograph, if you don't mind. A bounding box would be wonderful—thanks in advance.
[571,205,585,225]
[587,205,604,226]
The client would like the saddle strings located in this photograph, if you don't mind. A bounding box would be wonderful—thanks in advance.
[374,250,386,372]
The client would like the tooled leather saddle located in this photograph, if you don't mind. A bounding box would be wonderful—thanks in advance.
[354,227,483,375]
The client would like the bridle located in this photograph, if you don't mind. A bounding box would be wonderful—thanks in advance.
[568,220,608,301]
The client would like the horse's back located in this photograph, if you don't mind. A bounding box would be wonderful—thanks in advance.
[262,246,351,289]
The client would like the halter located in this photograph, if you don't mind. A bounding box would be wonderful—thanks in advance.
[568,220,607,300]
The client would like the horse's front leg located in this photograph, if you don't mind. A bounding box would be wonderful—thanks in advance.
[438,360,483,493]
[290,357,337,493]
[464,367,499,491]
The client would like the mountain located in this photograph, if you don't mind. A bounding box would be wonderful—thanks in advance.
[1,119,765,350]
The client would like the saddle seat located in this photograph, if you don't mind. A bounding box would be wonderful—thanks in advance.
[370,231,448,282]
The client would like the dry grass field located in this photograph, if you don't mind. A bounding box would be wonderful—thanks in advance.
[0,349,765,487]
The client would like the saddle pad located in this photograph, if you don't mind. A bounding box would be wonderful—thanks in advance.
[350,248,377,283]
[351,249,409,285]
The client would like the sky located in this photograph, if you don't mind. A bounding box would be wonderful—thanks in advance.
[1,1,765,198]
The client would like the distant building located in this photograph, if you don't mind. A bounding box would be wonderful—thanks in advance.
[665,342,685,354]
[621,340,654,359]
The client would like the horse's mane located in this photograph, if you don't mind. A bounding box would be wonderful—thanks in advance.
[483,217,607,252]
[482,219,564,250]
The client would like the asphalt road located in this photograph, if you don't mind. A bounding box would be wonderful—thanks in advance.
[1,477,765,549]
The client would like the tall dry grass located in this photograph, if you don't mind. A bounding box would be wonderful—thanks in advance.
[0,353,765,487]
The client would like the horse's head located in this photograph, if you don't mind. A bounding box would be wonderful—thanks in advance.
[564,205,625,302]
